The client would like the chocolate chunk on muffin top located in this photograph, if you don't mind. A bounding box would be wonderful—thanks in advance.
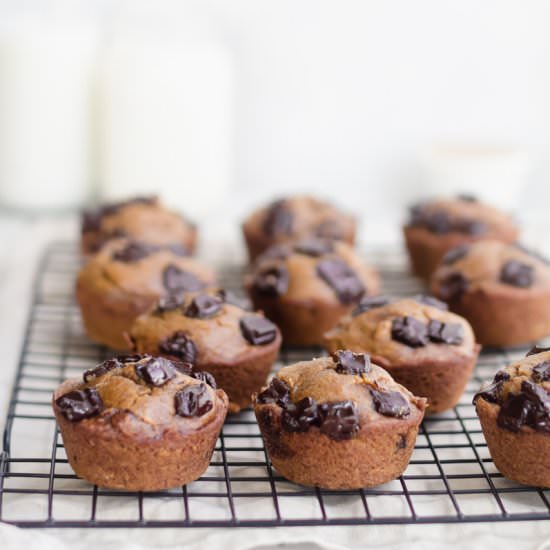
[81,196,197,255]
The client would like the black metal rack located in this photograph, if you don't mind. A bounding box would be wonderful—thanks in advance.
[1,241,550,528]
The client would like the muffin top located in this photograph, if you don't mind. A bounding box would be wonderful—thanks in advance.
[245,239,379,305]
[243,195,355,245]
[53,354,227,438]
[324,296,477,368]
[129,288,281,366]
[474,346,550,433]
[81,196,197,254]
[77,238,216,305]
[405,195,517,239]
[430,240,550,302]
[254,351,426,440]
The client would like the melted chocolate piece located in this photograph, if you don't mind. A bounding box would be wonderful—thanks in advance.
[318,401,360,440]
[500,260,534,288]
[135,357,175,386]
[55,388,103,422]
[316,220,344,240]
[253,264,289,296]
[154,294,186,314]
[293,239,334,257]
[351,295,391,317]
[412,294,449,311]
[455,219,487,236]
[370,389,410,418]
[391,316,428,347]
[438,272,469,301]
[262,200,293,237]
[112,241,159,262]
[441,245,470,266]
[532,361,550,383]
[185,294,223,319]
[494,370,511,382]
[166,243,189,257]
[83,358,121,382]
[256,377,291,406]
[427,319,464,345]
[240,315,278,345]
[159,332,198,363]
[527,346,550,357]
[172,362,217,389]
[162,265,205,293]
[457,193,478,202]
[216,289,252,311]
[473,381,503,404]
[175,383,213,417]
[332,350,371,376]
[281,397,319,432]
[316,258,365,304]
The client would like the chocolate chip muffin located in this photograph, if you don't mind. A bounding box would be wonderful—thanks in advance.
[81,196,197,255]
[76,238,216,350]
[53,354,228,491]
[324,296,479,413]
[474,346,550,487]
[244,239,379,346]
[403,195,519,279]
[242,196,356,261]
[128,288,282,413]
[430,240,550,347]
[254,351,426,489]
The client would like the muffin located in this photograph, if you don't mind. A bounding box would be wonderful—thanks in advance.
[81,196,197,255]
[253,351,426,489]
[244,239,380,346]
[430,240,550,347]
[53,354,228,491]
[403,195,518,279]
[242,196,356,261]
[474,346,550,487]
[324,296,479,413]
[76,238,216,350]
[129,288,282,413]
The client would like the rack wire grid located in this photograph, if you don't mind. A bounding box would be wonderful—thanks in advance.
[1,240,550,528]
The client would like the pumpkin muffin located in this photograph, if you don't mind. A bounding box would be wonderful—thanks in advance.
[324,296,479,413]
[403,195,518,279]
[76,238,216,350]
[53,354,228,491]
[254,351,426,489]
[244,238,379,346]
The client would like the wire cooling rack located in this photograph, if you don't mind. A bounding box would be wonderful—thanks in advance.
[1,241,550,528]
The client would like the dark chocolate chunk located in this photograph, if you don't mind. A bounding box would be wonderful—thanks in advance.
[532,361,550,383]
[457,193,478,202]
[154,294,186,314]
[256,377,291,406]
[175,383,213,417]
[262,200,293,237]
[441,245,470,266]
[185,294,223,319]
[252,264,289,296]
[332,350,371,376]
[351,295,391,317]
[159,332,198,363]
[83,358,121,382]
[527,346,550,357]
[412,294,449,311]
[500,260,534,288]
[316,220,344,240]
[316,258,365,304]
[494,370,511,383]
[55,388,103,422]
[370,388,410,418]
[166,243,189,257]
[216,289,252,310]
[455,219,487,236]
[81,209,102,234]
[281,397,319,432]
[135,357,175,386]
[427,319,464,345]
[438,272,469,301]
[191,370,217,389]
[240,315,278,345]
[391,316,428,347]
[496,392,530,432]
[112,241,159,262]
[293,239,334,257]
[473,379,505,405]
[318,401,360,440]
[162,265,205,293]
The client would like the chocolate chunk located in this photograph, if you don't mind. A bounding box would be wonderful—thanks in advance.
[293,239,334,257]
[496,392,530,432]
[332,350,371,376]
[166,243,189,257]
[135,357,176,386]
[112,241,159,262]
[316,220,344,240]
[412,294,449,311]
[191,370,217,389]
[391,316,428,347]
[474,381,504,404]
[427,319,464,345]
[457,193,478,202]
[175,383,213,417]
[527,346,550,357]
[318,401,360,440]
[159,332,198,363]
[185,294,223,319]
[240,315,278,345]
[154,294,185,314]
[351,295,391,317]
[81,209,103,234]
[162,265,205,293]
[494,370,511,383]
[262,200,293,237]
[316,258,365,304]
[216,289,252,310]
[532,361,550,382]
[424,211,451,234]
[438,272,469,301]
[256,377,291,406]
[252,264,289,297]
[281,397,319,432]
[441,245,470,266]
[83,358,121,382]
[370,388,410,418]
[55,388,103,422]
[500,260,534,288]
[455,219,487,236]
